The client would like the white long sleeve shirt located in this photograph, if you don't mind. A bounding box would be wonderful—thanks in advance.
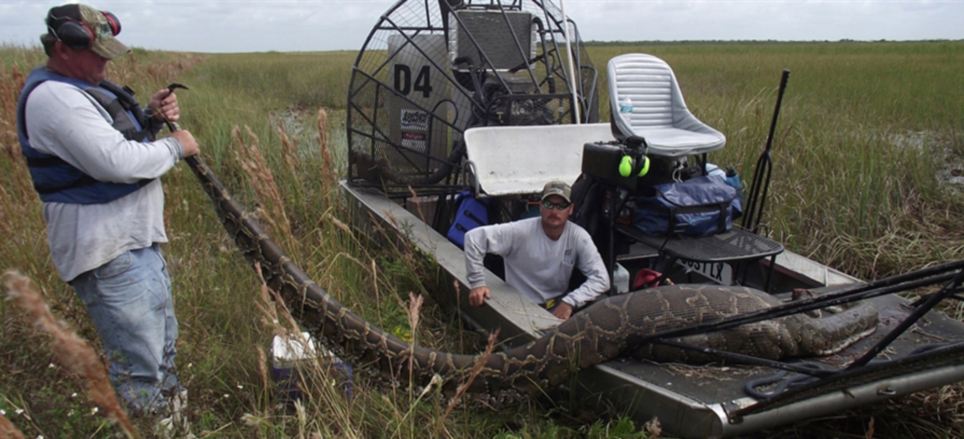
[463,217,610,308]
[23,79,183,281]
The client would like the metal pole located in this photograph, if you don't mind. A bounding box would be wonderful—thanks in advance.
[743,69,789,233]
[559,0,581,124]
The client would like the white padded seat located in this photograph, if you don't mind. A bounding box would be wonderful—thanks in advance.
[608,53,725,158]
[463,123,613,196]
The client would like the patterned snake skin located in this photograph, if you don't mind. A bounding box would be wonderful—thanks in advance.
[186,156,878,394]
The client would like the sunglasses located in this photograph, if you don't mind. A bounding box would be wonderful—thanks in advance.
[542,199,571,210]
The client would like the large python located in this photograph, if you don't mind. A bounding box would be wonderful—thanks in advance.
[184,156,878,395]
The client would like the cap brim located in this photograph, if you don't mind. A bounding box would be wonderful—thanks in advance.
[91,36,130,60]
[541,190,571,203]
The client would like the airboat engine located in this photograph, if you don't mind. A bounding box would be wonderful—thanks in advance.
[348,0,599,193]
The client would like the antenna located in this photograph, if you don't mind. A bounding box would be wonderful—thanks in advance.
[559,0,581,124]
[743,69,790,234]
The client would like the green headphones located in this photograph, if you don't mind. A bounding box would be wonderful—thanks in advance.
[618,153,650,178]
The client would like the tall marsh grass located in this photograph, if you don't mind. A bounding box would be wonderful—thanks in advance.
[1,41,962,437]
[2,271,136,438]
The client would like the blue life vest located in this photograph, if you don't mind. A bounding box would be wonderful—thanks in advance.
[16,68,157,204]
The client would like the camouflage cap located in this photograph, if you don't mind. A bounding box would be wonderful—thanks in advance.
[541,180,572,203]
[46,4,129,59]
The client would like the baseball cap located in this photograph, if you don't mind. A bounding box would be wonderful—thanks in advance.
[541,180,572,203]
[46,4,129,59]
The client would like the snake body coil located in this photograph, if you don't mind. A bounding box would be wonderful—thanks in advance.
[187,156,877,395]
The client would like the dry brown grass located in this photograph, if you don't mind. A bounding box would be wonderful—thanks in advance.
[232,125,298,254]
[0,414,24,439]
[278,123,300,176]
[251,257,367,437]
[2,271,137,438]
[106,51,204,89]
[442,331,498,421]
[406,292,424,394]
[317,108,335,187]
[0,65,24,160]
[0,66,34,239]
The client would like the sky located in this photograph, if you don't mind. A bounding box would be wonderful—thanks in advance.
[0,0,961,53]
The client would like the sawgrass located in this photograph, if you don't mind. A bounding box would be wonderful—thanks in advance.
[0,41,962,437]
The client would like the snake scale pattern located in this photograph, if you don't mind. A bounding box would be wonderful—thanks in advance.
[186,156,878,395]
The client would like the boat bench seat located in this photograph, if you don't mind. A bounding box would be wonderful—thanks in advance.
[463,123,614,196]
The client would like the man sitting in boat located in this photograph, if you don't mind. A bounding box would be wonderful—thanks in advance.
[463,180,610,320]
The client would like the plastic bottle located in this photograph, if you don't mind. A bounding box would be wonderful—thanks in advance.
[705,163,726,179]
[613,263,630,294]
[618,96,633,114]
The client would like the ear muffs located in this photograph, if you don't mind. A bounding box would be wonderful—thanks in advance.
[52,20,95,49]
[102,11,121,35]
[48,10,121,50]
[618,153,650,178]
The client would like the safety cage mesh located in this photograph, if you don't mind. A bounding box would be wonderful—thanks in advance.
[346,0,598,194]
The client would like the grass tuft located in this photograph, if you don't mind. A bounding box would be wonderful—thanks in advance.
[2,271,136,438]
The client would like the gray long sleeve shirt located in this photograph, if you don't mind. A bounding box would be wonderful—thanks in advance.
[463,217,610,308]
[24,80,184,281]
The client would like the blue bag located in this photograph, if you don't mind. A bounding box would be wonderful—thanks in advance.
[633,175,742,237]
[446,191,488,247]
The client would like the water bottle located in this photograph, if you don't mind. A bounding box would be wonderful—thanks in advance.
[613,263,630,294]
[618,96,633,114]
[705,163,726,179]
[724,167,743,192]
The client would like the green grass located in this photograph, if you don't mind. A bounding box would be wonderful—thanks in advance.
[1,41,963,437]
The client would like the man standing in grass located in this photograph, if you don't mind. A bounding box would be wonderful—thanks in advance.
[464,180,610,320]
[15,3,199,419]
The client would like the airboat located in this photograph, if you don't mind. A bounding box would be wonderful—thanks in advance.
[337,1,964,437]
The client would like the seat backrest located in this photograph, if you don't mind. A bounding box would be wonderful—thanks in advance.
[463,123,613,196]
[607,53,725,157]
[608,53,679,132]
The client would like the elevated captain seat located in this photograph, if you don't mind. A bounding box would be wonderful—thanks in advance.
[608,53,725,158]
[593,53,783,291]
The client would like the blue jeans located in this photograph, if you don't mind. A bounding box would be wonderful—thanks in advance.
[70,244,180,415]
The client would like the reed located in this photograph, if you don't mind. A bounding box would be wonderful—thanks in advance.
[0,414,24,439]
[442,331,498,421]
[317,108,335,187]
[231,125,299,256]
[2,271,136,438]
